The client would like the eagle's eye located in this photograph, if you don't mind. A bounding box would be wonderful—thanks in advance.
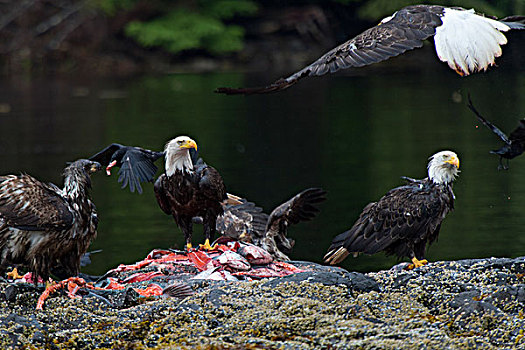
[177,140,183,145]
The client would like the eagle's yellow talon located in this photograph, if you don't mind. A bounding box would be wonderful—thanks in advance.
[406,257,429,270]
[199,239,217,250]
[6,267,23,280]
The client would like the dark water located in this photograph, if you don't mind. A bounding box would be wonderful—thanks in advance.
[0,43,524,275]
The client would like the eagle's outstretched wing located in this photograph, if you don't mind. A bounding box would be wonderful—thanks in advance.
[90,143,164,194]
[216,5,444,95]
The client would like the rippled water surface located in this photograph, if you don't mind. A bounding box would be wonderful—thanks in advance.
[0,42,524,274]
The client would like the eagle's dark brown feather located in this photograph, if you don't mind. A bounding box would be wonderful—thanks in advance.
[154,137,227,248]
[0,175,74,231]
[216,4,524,95]
[329,180,453,260]
[0,159,101,282]
[215,188,326,260]
[215,5,444,95]
[325,151,459,266]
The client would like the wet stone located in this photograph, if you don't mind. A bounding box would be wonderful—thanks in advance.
[3,257,525,349]
[113,287,141,309]
[262,270,380,293]
[175,302,202,313]
[391,273,415,289]
[206,288,228,306]
[1,285,16,302]
[449,290,481,308]
[31,330,46,344]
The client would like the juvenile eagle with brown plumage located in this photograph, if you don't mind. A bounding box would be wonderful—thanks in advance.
[213,188,327,260]
[324,151,459,268]
[0,159,101,282]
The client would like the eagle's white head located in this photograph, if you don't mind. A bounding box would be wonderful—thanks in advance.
[164,136,198,176]
[428,150,460,184]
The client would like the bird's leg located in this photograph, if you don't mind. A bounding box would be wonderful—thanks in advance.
[405,257,429,270]
[179,219,193,251]
[199,213,218,250]
[498,157,509,170]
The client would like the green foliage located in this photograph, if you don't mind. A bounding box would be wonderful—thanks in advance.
[123,0,257,56]
[90,0,138,15]
[125,9,246,54]
[201,0,259,19]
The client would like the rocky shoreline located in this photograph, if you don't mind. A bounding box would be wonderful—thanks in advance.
[1,257,525,349]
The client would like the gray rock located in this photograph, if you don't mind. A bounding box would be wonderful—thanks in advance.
[261,270,380,292]
[454,300,503,318]
[31,331,46,344]
[206,288,229,306]
[449,291,481,309]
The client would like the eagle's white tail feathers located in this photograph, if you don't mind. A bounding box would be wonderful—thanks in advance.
[434,8,510,76]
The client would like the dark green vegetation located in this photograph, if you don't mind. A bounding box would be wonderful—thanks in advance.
[119,0,259,55]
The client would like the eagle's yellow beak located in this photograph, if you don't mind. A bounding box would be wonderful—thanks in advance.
[445,156,460,168]
[90,162,102,173]
[180,139,198,151]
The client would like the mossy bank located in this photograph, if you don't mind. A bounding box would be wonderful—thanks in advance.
[1,257,525,349]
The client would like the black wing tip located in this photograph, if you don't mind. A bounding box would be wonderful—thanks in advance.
[88,143,123,163]
[214,78,295,95]
[466,94,485,121]
[301,187,328,202]
[466,93,478,113]
[500,16,525,29]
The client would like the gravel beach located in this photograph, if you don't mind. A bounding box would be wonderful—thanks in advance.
[1,257,525,349]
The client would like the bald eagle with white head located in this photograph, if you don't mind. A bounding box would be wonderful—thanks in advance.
[154,136,227,250]
[216,5,524,94]
[324,150,460,268]
[0,159,101,282]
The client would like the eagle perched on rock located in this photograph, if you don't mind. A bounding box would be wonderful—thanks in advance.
[324,151,459,268]
[216,5,524,94]
[0,159,101,282]
[154,136,227,250]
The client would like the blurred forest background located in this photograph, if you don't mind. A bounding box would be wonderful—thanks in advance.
[1,0,524,76]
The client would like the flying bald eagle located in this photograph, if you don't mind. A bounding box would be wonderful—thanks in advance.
[216,5,525,95]
[89,143,165,194]
[324,151,459,268]
[207,188,326,260]
[154,136,227,250]
[0,159,101,282]
[468,96,525,170]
